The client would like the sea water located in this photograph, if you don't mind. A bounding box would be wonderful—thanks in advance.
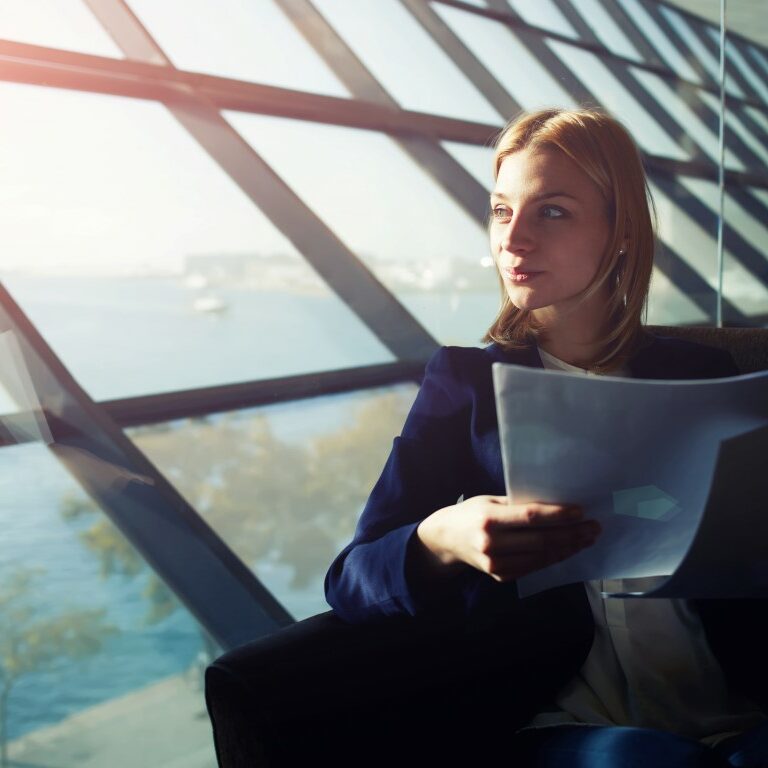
[0,274,496,739]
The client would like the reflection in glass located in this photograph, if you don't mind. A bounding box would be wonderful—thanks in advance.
[660,177,768,320]
[744,104,768,135]
[431,3,577,111]
[700,92,768,168]
[0,83,392,400]
[0,0,122,57]
[646,267,709,326]
[0,442,215,766]
[648,177,718,319]
[712,31,768,104]
[225,112,499,346]
[630,68,745,170]
[441,141,495,190]
[125,0,349,96]
[657,4,745,98]
[546,40,689,160]
[312,0,503,124]
[131,384,419,620]
[569,0,644,62]
[747,44,768,80]
[616,0,703,84]
[507,0,578,39]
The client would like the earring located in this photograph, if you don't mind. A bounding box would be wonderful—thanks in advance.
[618,248,626,256]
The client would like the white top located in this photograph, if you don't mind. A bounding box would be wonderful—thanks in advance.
[524,347,765,746]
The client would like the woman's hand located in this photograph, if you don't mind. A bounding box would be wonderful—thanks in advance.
[416,495,600,583]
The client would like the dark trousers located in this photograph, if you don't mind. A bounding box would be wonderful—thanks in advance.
[509,722,768,767]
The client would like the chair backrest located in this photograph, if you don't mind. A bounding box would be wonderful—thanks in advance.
[646,325,768,374]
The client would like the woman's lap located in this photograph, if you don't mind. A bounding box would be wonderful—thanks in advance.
[508,722,768,768]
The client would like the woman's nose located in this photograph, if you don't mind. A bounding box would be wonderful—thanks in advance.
[500,212,534,253]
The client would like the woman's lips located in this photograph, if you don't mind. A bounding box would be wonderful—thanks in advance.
[503,268,542,283]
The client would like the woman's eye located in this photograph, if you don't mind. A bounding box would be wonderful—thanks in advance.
[541,205,566,219]
[492,205,511,220]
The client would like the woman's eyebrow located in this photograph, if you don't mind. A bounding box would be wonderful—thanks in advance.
[490,190,580,202]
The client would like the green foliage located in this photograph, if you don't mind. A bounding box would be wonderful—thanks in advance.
[0,568,116,766]
[0,569,116,684]
[59,389,413,615]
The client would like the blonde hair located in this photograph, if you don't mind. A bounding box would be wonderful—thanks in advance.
[482,107,656,372]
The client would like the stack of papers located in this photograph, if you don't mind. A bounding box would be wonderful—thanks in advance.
[492,363,768,598]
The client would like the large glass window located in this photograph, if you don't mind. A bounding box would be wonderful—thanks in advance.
[0,0,122,57]
[431,3,577,111]
[0,443,216,766]
[0,83,393,400]
[123,0,349,96]
[225,112,499,345]
[130,384,418,620]
[311,0,503,123]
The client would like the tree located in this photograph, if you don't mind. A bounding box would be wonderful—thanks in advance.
[0,569,115,767]
[60,388,413,621]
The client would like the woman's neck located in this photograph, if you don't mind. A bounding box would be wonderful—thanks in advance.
[533,301,609,368]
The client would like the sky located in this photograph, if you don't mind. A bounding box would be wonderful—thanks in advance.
[0,0,765,293]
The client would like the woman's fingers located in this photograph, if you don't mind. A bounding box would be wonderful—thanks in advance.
[481,498,584,528]
[480,520,601,556]
[482,545,591,583]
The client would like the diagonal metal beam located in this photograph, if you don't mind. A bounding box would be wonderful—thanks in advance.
[398,0,521,117]
[430,0,768,112]
[597,0,668,68]
[273,0,491,223]
[651,174,768,289]
[3,39,767,189]
[0,281,294,649]
[642,0,717,89]
[80,0,440,362]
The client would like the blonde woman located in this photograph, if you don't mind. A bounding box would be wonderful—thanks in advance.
[325,108,767,766]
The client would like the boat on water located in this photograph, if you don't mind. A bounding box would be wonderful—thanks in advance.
[192,295,228,314]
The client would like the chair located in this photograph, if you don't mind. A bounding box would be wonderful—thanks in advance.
[205,326,768,767]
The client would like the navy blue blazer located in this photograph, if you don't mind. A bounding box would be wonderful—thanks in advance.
[325,333,768,710]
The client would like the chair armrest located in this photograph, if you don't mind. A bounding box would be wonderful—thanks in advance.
[206,591,591,767]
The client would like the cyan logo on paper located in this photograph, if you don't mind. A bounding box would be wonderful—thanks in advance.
[612,486,681,521]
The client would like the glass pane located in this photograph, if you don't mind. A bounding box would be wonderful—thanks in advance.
[125,0,349,96]
[225,112,499,346]
[0,442,216,766]
[431,3,578,111]
[441,141,495,190]
[546,40,690,160]
[747,43,768,81]
[657,4,746,98]
[131,384,419,620]
[744,104,768,136]
[665,177,768,321]
[646,267,709,325]
[648,176,720,321]
[700,92,768,168]
[723,188,768,322]
[311,0,503,124]
[616,0,703,84]
[569,0,644,62]
[507,0,578,39]
[0,83,393,400]
[630,67,746,170]
[0,0,122,57]
[714,31,768,104]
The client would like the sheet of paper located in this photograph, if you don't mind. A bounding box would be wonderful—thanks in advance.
[491,363,768,598]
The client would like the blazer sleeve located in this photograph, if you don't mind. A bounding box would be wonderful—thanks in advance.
[324,346,482,624]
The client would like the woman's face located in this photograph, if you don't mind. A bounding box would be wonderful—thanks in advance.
[490,146,613,320]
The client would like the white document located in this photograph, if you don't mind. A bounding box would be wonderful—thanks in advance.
[492,363,768,598]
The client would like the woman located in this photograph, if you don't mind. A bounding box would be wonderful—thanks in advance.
[324,108,768,766]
